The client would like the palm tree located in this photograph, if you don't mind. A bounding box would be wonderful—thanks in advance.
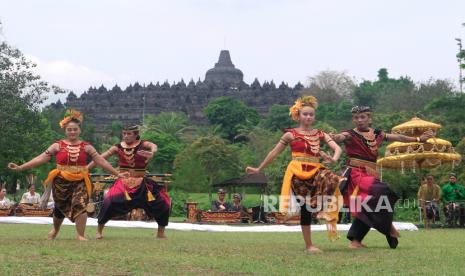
[142,112,191,141]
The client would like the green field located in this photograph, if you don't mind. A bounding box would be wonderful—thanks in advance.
[1,224,464,275]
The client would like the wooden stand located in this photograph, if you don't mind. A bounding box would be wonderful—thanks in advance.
[185,202,199,223]
[267,212,301,225]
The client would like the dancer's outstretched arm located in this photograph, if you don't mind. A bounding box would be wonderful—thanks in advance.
[385,130,434,142]
[138,141,157,161]
[7,143,59,172]
[87,145,118,170]
[85,145,121,176]
[246,132,293,173]
[329,131,351,143]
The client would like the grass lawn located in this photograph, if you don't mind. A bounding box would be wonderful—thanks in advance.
[1,224,464,275]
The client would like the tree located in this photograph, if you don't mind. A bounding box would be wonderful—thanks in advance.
[425,94,465,145]
[203,96,259,141]
[173,136,240,192]
[141,131,182,173]
[109,120,123,138]
[353,68,417,112]
[315,101,353,130]
[0,41,60,183]
[143,112,190,142]
[261,104,296,131]
[305,70,356,101]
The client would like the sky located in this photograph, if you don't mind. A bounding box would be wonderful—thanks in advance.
[1,0,464,104]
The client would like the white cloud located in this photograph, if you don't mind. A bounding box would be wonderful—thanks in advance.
[25,55,140,106]
[26,55,116,91]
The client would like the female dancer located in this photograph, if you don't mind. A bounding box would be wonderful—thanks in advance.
[8,110,124,240]
[246,96,342,253]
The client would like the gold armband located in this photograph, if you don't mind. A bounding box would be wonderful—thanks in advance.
[279,139,289,145]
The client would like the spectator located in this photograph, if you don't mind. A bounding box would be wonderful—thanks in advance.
[441,173,465,227]
[0,188,13,209]
[20,184,41,205]
[417,175,441,222]
[229,193,247,213]
[211,188,231,211]
[229,193,249,223]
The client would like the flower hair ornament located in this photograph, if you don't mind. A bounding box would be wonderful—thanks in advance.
[289,96,318,121]
[59,109,84,128]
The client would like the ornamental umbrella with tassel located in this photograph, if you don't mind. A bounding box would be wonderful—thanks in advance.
[377,117,461,173]
[377,116,462,228]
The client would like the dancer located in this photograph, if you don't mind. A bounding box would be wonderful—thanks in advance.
[246,96,342,253]
[330,106,433,249]
[89,125,171,239]
[7,110,124,240]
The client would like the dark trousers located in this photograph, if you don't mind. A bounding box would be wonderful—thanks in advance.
[347,218,371,242]
[301,204,312,225]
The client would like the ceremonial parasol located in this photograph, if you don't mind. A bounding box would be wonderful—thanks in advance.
[377,117,461,173]
[377,117,462,228]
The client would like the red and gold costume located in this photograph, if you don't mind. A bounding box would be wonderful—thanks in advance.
[280,128,341,240]
[44,140,92,222]
[98,140,171,226]
[342,128,399,243]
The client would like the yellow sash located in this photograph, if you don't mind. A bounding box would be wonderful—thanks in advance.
[44,167,92,198]
[280,160,341,241]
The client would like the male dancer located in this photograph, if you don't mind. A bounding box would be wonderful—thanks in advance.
[331,106,433,249]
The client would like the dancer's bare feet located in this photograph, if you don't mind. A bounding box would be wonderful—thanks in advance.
[77,235,88,241]
[390,225,400,238]
[156,227,167,239]
[305,246,323,253]
[349,240,367,249]
[96,224,105,240]
[47,229,58,240]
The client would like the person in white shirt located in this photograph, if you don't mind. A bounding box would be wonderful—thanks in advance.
[20,184,41,205]
[0,188,13,209]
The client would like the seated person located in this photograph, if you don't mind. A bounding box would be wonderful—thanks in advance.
[417,175,441,222]
[229,193,247,213]
[20,184,41,205]
[0,188,13,209]
[442,173,465,227]
[229,193,249,222]
[211,188,231,211]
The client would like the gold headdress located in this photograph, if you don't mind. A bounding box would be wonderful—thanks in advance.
[59,109,83,128]
[351,106,372,116]
[289,96,318,121]
[123,125,141,132]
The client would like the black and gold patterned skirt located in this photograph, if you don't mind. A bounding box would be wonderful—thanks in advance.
[291,168,341,225]
[52,176,89,222]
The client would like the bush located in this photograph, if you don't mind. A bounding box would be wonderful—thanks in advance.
[169,188,189,217]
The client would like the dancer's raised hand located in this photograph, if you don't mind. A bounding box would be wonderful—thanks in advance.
[7,163,22,172]
[320,151,336,164]
[419,130,434,142]
[246,166,260,174]
[117,171,130,178]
